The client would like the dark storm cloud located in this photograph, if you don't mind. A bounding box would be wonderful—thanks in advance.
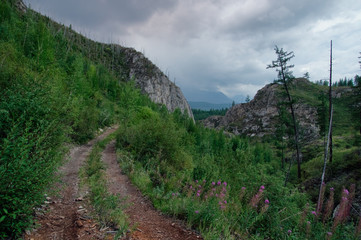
[24,0,361,100]
[25,0,178,29]
[217,0,340,40]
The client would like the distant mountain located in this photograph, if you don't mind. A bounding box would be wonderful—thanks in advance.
[183,89,232,104]
[189,101,232,110]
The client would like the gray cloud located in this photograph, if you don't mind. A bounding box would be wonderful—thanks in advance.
[25,0,361,100]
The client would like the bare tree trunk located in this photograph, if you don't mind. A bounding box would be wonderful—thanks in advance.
[317,105,333,214]
[329,40,333,162]
[282,79,302,179]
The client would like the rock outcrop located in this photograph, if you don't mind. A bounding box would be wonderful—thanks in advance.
[202,79,319,140]
[118,47,194,119]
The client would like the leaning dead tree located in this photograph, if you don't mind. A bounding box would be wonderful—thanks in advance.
[329,40,333,163]
[316,105,333,215]
[267,46,302,179]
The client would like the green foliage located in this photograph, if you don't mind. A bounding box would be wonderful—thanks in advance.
[117,106,194,185]
[317,91,329,138]
[0,4,132,237]
[192,108,228,121]
[0,85,65,237]
[116,104,316,238]
[1,2,360,239]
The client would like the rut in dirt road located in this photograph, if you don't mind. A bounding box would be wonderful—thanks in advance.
[25,127,118,240]
[102,140,202,240]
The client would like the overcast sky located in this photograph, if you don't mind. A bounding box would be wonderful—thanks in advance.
[24,0,361,101]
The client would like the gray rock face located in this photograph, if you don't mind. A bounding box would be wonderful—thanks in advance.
[15,0,27,13]
[119,47,194,119]
[203,79,319,140]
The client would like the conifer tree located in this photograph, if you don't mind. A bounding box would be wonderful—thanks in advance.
[267,46,302,179]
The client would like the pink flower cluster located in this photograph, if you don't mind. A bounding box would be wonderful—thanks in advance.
[186,179,229,210]
[250,185,266,208]
[207,180,228,210]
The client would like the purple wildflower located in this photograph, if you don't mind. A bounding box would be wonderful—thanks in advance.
[195,210,199,214]
[265,199,270,204]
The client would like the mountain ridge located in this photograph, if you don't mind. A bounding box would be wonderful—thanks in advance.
[16,0,194,119]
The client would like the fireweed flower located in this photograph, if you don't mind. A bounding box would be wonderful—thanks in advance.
[217,181,221,185]
[195,210,199,214]
[223,182,227,186]
[261,199,270,213]
[212,182,215,186]
[311,211,317,216]
[249,185,266,208]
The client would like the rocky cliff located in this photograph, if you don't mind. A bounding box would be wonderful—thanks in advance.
[118,47,194,119]
[202,78,320,140]
[88,44,194,120]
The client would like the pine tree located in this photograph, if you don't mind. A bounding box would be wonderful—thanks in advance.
[267,46,302,179]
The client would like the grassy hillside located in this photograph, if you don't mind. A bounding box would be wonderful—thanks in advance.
[0,1,152,237]
[1,1,361,239]
[283,79,361,200]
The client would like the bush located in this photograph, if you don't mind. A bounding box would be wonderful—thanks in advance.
[0,86,65,237]
[117,106,194,179]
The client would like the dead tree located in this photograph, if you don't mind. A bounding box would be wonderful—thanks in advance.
[329,40,333,162]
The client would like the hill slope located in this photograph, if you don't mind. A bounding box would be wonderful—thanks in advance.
[202,78,356,139]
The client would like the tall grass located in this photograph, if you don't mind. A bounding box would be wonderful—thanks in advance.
[115,99,360,239]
